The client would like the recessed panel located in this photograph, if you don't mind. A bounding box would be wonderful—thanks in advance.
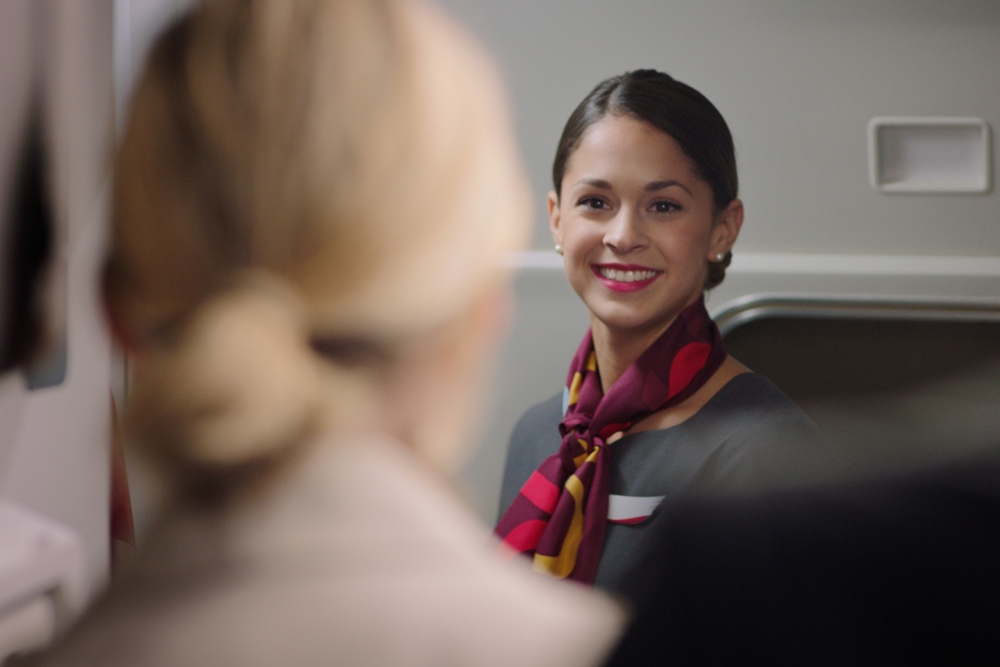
[868,117,990,194]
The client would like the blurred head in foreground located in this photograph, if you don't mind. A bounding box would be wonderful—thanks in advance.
[107,0,530,488]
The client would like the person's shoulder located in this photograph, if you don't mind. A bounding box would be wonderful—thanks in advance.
[498,392,564,519]
[509,392,563,451]
[32,434,623,667]
[304,435,627,667]
[707,373,820,436]
[419,548,626,667]
[516,390,563,426]
[712,372,803,412]
[689,373,828,491]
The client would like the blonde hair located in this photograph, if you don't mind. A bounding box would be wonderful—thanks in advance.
[109,0,529,472]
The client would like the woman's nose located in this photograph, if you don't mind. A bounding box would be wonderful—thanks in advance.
[603,208,646,254]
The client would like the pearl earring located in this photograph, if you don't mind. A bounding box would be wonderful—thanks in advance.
[714,252,725,262]
[555,244,563,255]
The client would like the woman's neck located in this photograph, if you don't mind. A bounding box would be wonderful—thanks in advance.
[590,316,677,394]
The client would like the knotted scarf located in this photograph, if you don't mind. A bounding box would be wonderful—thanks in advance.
[494,297,726,584]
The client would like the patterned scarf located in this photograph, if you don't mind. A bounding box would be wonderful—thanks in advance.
[494,297,726,584]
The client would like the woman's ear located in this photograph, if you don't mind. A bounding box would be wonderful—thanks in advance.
[709,198,744,259]
[547,190,562,248]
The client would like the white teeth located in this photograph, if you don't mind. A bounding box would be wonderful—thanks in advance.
[598,267,657,282]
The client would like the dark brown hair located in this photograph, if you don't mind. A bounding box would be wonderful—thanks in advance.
[552,70,737,288]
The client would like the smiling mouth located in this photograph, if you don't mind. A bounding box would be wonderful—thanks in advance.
[595,267,659,282]
[591,264,662,292]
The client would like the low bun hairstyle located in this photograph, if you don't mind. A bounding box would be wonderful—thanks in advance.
[109,0,529,475]
[552,69,737,290]
[125,272,321,468]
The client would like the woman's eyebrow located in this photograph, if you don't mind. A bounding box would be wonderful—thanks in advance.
[576,178,613,189]
[645,180,692,196]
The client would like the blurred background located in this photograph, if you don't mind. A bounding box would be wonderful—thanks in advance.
[2,6,1000,656]
[54,0,1000,524]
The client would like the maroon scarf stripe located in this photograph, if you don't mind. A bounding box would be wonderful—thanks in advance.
[495,297,726,584]
[535,456,599,557]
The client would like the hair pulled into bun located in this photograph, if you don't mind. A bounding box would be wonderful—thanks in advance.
[110,0,529,478]
[126,271,323,469]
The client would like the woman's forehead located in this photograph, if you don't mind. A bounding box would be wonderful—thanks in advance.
[563,115,702,190]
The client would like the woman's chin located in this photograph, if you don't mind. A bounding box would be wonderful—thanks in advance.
[585,285,707,336]
[588,308,677,339]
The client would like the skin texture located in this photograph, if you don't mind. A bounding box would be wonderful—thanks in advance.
[548,114,748,431]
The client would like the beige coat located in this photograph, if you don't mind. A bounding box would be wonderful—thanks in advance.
[34,436,624,666]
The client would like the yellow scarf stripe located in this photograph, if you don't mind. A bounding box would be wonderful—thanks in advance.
[573,438,590,468]
[585,351,597,372]
[567,371,583,408]
[532,446,601,578]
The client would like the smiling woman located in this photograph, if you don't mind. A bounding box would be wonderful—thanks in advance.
[495,70,826,593]
[552,115,742,383]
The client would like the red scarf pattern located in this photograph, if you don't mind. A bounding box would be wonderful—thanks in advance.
[494,297,726,584]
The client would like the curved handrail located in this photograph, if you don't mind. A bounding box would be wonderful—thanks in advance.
[712,294,1000,337]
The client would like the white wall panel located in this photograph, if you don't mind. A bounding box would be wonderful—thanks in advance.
[439,0,1000,256]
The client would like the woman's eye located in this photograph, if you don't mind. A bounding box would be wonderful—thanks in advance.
[576,196,609,210]
[651,200,681,213]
